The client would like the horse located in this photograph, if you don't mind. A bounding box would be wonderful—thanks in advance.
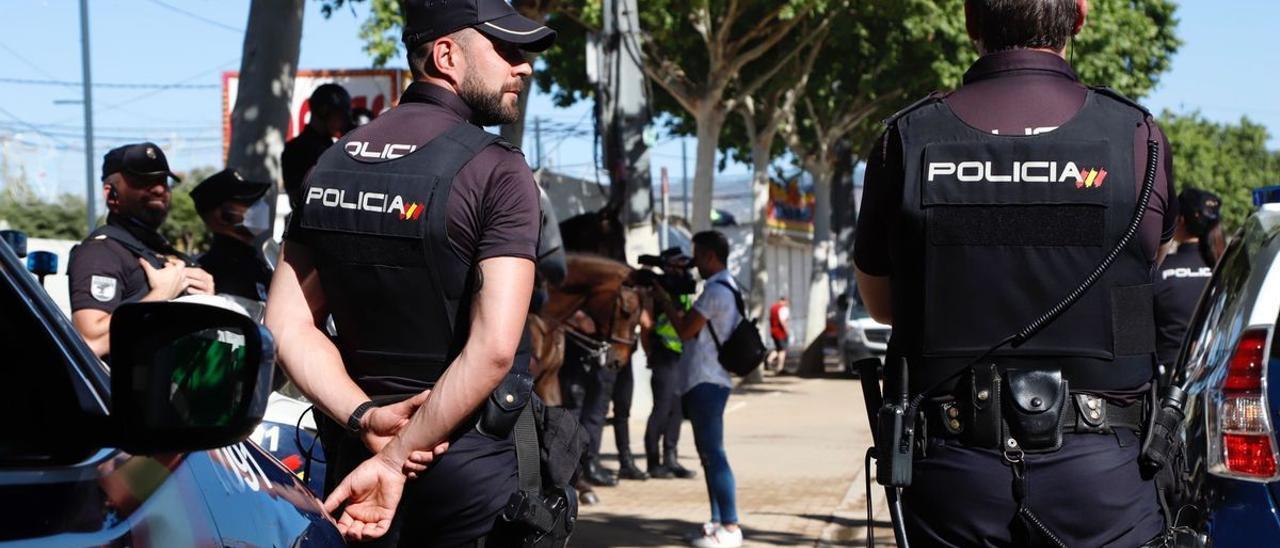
[530,253,644,405]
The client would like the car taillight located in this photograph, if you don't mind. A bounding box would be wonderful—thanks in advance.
[1208,328,1279,481]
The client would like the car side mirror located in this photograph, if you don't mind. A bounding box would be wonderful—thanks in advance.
[109,301,275,454]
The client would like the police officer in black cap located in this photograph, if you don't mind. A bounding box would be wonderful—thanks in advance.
[282,83,353,209]
[68,142,216,358]
[1154,188,1223,375]
[266,0,561,544]
[191,168,274,319]
[855,0,1178,545]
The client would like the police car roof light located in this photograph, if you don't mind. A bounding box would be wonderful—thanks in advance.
[27,251,58,277]
[1254,185,1280,207]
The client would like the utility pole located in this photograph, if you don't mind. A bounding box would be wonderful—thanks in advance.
[534,116,543,170]
[78,0,95,235]
[682,138,689,221]
[596,0,655,262]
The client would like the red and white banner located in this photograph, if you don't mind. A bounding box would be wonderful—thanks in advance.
[222,69,406,160]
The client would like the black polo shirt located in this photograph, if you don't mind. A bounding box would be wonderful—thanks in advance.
[198,235,271,302]
[67,215,189,314]
[281,126,335,209]
[855,50,1177,276]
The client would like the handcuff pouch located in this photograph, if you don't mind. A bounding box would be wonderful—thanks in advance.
[1004,368,1067,453]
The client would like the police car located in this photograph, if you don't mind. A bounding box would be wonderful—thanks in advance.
[1172,186,1280,545]
[0,235,342,547]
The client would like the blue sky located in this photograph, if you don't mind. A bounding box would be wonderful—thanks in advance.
[0,0,1276,203]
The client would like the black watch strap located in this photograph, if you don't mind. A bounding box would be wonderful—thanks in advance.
[347,400,376,434]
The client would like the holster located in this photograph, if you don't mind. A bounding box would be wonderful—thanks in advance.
[1004,369,1068,453]
[958,364,1003,448]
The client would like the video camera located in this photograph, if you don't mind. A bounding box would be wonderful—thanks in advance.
[634,247,697,296]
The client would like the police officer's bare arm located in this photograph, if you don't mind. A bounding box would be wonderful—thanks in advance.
[72,257,215,357]
[320,256,535,539]
[855,268,892,325]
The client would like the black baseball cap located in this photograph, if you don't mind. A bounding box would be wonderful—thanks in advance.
[190,169,271,214]
[1179,187,1222,234]
[101,142,181,182]
[402,0,556,53]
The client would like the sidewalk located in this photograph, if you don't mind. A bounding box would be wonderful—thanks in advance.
[571,371,895,547]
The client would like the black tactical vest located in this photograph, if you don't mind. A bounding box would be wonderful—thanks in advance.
[86,215,191,268]
[298,122,530,397]
[888,90,1157,393]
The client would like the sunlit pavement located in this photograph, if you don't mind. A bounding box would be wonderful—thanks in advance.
[573,368,895,547]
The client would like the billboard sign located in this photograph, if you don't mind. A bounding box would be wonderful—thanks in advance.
[222,69,405,159]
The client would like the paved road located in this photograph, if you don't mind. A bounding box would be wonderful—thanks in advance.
[571,372,896,547]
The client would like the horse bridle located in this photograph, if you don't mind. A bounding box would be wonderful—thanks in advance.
[558,283,641,364]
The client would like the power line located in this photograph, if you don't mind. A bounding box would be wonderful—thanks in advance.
[0,77,218,90]
[0,40,61,80]
[142,0,244,33]
[0,106,72,147]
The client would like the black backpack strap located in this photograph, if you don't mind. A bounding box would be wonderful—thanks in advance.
[704,279,746,351]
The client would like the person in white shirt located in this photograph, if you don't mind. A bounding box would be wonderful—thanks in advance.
[654,230,743,547]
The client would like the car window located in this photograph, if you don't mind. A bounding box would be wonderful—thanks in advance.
[0,269,100,464]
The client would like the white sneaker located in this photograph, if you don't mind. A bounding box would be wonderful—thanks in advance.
[685,522,718,542]
[691,525,743,547]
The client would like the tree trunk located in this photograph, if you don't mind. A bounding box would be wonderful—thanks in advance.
[803,161,834,356]
[227,0,304,238]
[744,136,773,383]
[747,138,772,320]
[690,107,726,232]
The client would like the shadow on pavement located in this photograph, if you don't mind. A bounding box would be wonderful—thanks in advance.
[572,511,830,547]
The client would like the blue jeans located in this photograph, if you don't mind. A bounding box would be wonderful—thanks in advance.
[684,382,738,525]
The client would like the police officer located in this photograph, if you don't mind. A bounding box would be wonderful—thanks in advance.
[68,142,216,358]
[265,0,556,544]
[190,168,274,319]
[854,1,1178,545]
[640,271,697,479]
[1154,188,1223,371]
[282,83,352,209]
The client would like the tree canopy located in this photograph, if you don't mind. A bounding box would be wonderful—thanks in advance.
[1158,111,1280,233]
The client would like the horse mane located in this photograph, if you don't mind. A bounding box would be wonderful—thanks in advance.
[559,253,632,293]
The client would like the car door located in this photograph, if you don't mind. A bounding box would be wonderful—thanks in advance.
[0,244,223,547]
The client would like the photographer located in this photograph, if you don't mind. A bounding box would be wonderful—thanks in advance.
[637,248,698,480]
[652,231,743,547]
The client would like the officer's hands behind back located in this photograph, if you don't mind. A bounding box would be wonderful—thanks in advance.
[324,453,405,542]
[361,391,449,478]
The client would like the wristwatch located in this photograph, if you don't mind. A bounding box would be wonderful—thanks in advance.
[346,400,376,434]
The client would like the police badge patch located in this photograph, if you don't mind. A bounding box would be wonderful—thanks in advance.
[90,275,118,302]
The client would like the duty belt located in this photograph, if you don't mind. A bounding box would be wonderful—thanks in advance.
[925,392,1146,446]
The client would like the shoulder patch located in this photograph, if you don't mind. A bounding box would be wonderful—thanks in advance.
[90,275,118,302]
[1089,86,1150,116]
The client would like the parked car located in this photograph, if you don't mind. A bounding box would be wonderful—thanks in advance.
[0,237,342,547]
[842,301,891,371]
[1173,188,1280,546]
